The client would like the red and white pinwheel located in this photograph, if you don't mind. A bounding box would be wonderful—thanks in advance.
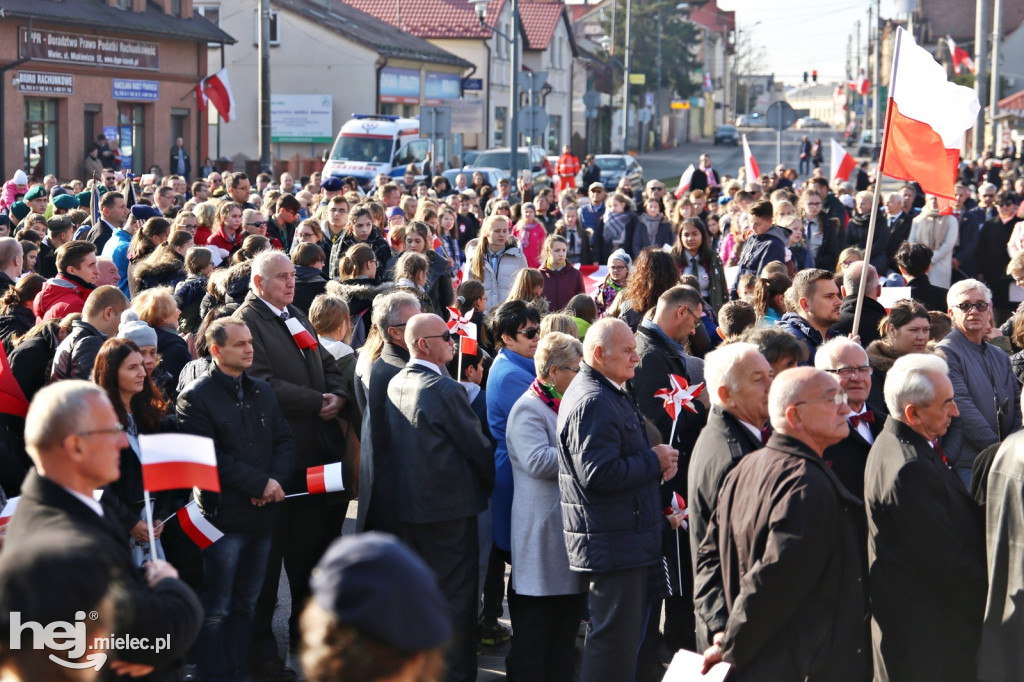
[654,374,705,421]
[663,491,689,531]
[446,307,478,354]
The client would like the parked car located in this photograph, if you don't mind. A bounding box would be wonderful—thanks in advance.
[460,149,481,167]
[736,113,767,128]
[857,130,877,157]
[468,146,552,189]
[442,167,508,190]
[714,124,739,146]
[795,116,830,129]
[594,154,644,193]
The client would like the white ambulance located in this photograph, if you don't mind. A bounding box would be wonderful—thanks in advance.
[321,114,429,188]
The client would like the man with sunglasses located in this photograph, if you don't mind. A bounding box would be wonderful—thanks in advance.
[697,367,869,681]
[936,279,1021,488]
[864,353,985,682]
[385,312,494,682]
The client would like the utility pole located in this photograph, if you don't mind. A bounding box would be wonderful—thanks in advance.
[856,19,861,134]
[990,0,1003,151]
[655,9,662,150]
[973,0,989,156]
[621,0,632,154]
[871,0,880,160]
[510,0,520,182]
[846,33,853,132]
[258,0,272,172]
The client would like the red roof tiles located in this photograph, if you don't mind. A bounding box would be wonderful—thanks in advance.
[518,1,566,50]
[340,0,506,39]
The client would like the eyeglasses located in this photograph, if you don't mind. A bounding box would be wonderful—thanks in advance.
[516,326,541,340]
[999,201,1017,208]
[558,366,580,373]
[76,424,126,438]
[246,221,266,227]
[418,330,453,342]
[794,391,848,407]
[956,301,990,313]
[651,185,666,191]
[805,201,822,207]
[824,365,873,379]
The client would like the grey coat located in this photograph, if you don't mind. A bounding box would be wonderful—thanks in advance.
[979,430,1024,681]
[937,328,1021,476]
[507,388,587,597]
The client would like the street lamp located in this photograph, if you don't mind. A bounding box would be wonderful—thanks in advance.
[470,0,521,183]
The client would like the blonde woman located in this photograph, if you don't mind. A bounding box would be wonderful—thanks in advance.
[465,215,527,311]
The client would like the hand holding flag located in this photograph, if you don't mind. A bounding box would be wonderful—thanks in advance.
[663,491,688,596]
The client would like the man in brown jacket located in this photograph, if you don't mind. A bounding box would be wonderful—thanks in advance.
[239,250,350,681]
[695,367,871,681]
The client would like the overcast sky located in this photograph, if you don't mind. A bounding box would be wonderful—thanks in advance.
[717,0,907,87]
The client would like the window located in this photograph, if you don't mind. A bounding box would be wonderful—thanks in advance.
[84,104,101,156]
[547,115,560,152]
[494,106,507,146]
[253,9,280,46]
[118,104,146,174]
[196,4,221,46]
[25,98,58,177]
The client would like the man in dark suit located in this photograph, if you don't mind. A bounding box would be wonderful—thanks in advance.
[84,191,127,254]
[816,337,885,498]
[865,353,986,682]
[3,380,202,679]
[627,285,709,656]
[883,191,914,273]
[831,262,887,347]
[238,251,349,681]
[386,313,495,682]
[687,342,772,651]
[356,290,422,534]
[690,154,719,192]
[894,241,948,312]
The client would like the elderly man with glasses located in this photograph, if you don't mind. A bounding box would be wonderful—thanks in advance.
[385,312,495,682]
[936,279,1021,488]
[816,336,886,499]
[696,367,869,681]
[865,353,986,682]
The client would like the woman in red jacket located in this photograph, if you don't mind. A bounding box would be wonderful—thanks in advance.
[539,234,585,313]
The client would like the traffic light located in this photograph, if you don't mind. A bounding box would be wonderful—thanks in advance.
[812,70,818,83]
[803,71,809,84]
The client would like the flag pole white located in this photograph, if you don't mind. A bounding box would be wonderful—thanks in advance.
[675,529,683,596]
[852,28,903,339]
[457,339,464,384]
[142,489,159,561]
[667,411,680,451]
[284,492,309,499]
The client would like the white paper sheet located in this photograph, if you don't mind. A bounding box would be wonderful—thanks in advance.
[661,649,731,682]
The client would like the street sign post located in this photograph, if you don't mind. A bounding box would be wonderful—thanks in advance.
[765,101,797,165]
[420,106,452,171]
[519,104,549,141]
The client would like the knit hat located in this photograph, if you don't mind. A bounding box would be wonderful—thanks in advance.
[10,202,29,222]
[607,248,632,269]
[52,194,80,211]
[117,309,157,348]
[10,170,26,187]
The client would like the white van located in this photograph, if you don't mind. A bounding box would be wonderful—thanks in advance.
[322,114,429,188]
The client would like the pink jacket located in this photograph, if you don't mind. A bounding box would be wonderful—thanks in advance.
[514,221,546,268]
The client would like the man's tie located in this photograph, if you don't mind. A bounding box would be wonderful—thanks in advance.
[760,425,772,445]
[933,440,950,468]
[849,410,875,428]
[690,256,699,279]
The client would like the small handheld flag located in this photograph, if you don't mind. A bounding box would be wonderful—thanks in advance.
[307,463,345,495]
[176,502,224,550]
[0,496,19,532]
[140,434,220,493]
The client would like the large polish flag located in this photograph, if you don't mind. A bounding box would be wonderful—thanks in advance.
[946,36,975,75]
[176,502,224,550]
[742,135,760,183]
[830,139,857,183]
[140,434,221,493]
[879,27,980,201]
[203,68,236,123]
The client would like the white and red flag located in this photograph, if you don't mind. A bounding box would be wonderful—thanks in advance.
[674,164,695,199]
[946,36,976,75]
[830,138,858,183]
[140,433,220,493]
[446,307,479,355]
[663,491,689,530]
[286,317,318,351]
[176,502,224,550]
[742,135,760,184]
[202,68,236,123]
[879,27,980,202]
[654,374,705,421]
[194,81,208,112]
[0,496,19,531]
[307,463,345,495]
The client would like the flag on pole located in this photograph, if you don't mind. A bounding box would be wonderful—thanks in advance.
[176,502,224,549]
[945,36,976,75]
[194,80,208,112]
[830,138,858,183]
[663,491,689,531]
[90,178,101,226]
[0,496,19,531]
[202,68,236,123]
[654,374,705,421]
[285,317,318,350]
[140,434,220,492]
[879,27,980,202]
[307,463,345,495]
[446,307,479,355]
[742,135,760,184]
[121,173,137,209]
[674,164,695,199]
[858,74,870,96]
[0,343,28,418]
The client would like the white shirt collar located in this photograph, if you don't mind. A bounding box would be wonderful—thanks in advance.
[737,418,764,442]
[65,487,104,517]
[410,358,442,375]
[461,381,481,403]
[257,295,288,318]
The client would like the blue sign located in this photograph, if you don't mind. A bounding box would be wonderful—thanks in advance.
[425,72,461,101]
[462,77,482,91]
[379,67,421,104]
[112,79,159,101]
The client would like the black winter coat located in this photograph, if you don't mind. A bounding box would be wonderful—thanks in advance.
[830,295,887,346]
[0,305,35,354]
[177,366,296,533]
[821,401,886,499]
[174,275,208,334]
[155,326,192,388]
[50,319,105,382]
[330,230,392,282]
[846,209,890,274]
[695,434,870,681]
[557,362,663,572]
[9,323,62,401]
[292,264,327,315]
[133,255,187,296]
[907,274,949,313]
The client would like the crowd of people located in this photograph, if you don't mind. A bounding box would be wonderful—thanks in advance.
[1,142,1024,682]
